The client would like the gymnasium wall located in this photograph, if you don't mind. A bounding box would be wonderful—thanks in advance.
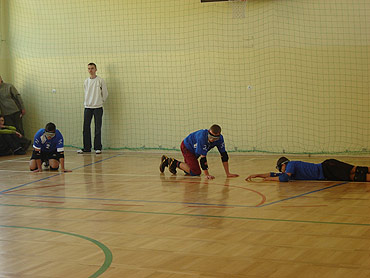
[4,0,370,154]
[0,0,9,79]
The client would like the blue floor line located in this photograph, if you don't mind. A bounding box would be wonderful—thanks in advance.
[0,154,122,194]
[259,182,348,207]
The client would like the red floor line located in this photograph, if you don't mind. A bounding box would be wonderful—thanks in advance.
[101,203,144,207]
[228,185,267,207]
[4,184,66,194]
[160,179,266,207]
[30,200,65,204]
[187,205,234,208]
[281,205,328,208]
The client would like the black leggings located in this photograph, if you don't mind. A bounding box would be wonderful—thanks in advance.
[322,159,354,181]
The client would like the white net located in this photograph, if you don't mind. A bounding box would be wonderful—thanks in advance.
[3,0,370,154]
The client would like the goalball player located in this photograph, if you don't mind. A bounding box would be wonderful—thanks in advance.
[160,124,238,179]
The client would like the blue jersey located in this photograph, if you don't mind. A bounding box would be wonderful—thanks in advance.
[183,129,226,157]
[284,161,325,180]
[33,128,64,152]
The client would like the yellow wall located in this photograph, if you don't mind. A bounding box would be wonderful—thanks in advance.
[5,0,370,153]
[0,0,9,80]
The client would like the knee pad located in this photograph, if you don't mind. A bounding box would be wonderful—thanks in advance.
[221,152,229,162]
[354,166,368,182]
[57,151,64,159]
[49,166,59,171]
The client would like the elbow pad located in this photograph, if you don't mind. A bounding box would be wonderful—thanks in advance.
[200,157,208,170]
[31,149,41,160]
[221,152,229,162]
[278,173,290,182]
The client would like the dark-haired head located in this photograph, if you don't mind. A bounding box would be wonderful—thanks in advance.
[88,62,97,69]
[45,122,56,133]
[276,156,290,172]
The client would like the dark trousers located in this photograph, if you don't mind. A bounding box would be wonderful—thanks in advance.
[4,111,24,136]
[0,136,12,155]
[0,134,28,155]
[83,107,103,151]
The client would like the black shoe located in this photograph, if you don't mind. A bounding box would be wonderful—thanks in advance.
[168,158,177,175]
[159,155,169,173]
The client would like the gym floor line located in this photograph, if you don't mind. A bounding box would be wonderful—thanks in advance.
[0,153,123,194]
[0,203,369,228]
[1,179,341,209]
[0,225,113,278]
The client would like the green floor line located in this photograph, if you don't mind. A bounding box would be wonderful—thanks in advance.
[1,202,370,227]
[0,225,112,278]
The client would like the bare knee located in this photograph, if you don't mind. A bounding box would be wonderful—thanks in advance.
[29,159,37,171]
[49,159,59,170]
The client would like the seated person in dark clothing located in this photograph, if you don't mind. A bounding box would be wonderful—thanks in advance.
[0,115,31,155]
[246,156,370,182]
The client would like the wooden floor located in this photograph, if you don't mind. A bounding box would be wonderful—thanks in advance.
[1,151,370,278]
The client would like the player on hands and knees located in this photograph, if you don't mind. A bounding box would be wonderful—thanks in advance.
[29,122,71,173]
[160,124,238,179]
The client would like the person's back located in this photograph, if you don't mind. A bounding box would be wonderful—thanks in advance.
[286,161,325,180]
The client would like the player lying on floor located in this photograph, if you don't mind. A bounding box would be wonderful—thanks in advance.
[245,157,370,182]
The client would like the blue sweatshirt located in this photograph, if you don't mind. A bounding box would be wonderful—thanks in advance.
[272,161,325,182]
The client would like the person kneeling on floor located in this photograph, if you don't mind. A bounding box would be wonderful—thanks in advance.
[29,122,71,173]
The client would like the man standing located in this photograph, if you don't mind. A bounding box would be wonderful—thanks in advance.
[77,63,108,154]
[0,75,26,135]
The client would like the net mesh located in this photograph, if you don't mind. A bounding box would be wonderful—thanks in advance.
[3,0,370,154]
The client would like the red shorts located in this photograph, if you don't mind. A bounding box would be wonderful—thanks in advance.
[181,141,201,176]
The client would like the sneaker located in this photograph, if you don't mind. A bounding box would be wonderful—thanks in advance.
[44,160,49,167]
[159,155,169,173]
[77,149,91,154]
[95,150,102,154]
[168,158,177,175]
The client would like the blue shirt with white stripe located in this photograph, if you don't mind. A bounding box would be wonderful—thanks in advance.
[183,129,226,157]
[33,128,64,152]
